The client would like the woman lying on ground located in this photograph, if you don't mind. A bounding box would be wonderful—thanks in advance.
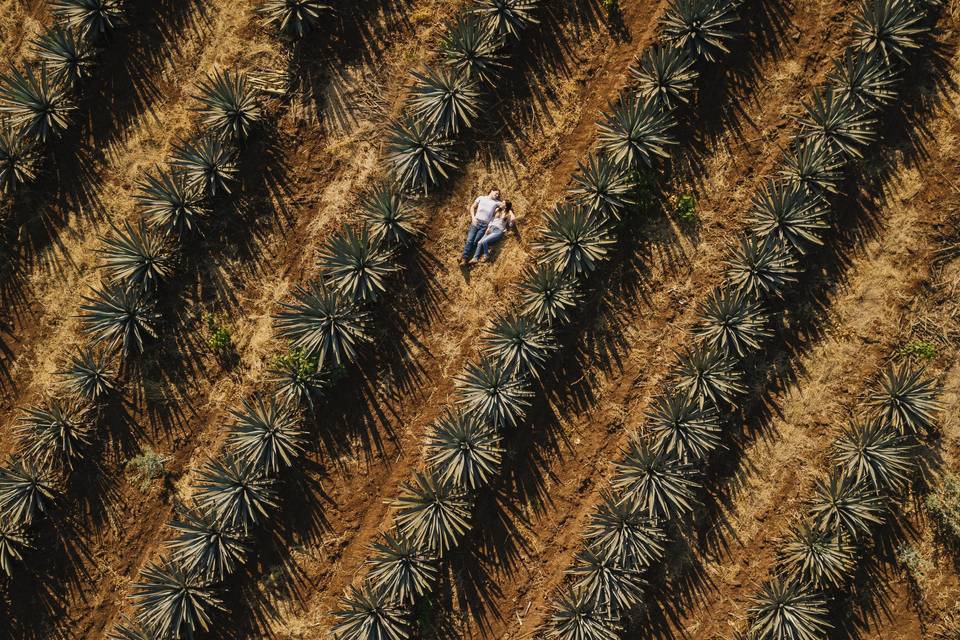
[469,201,516,264]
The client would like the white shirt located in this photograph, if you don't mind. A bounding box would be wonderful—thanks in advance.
[473,196,501,223]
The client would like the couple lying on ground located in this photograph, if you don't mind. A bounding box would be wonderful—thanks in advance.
[459,187,517,265]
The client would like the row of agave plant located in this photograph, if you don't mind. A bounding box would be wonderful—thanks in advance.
[743,363,941,640]
[537,0,943,638]
[98,1,554,638]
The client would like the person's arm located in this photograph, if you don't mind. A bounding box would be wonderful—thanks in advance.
[468,198,479,223]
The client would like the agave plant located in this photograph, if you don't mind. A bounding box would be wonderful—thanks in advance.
[661,0,739,62]
[170,134,238,196]
[834,417,916,492]
[694,286,771,359]
[596,94,677,169]
[51,0,123,39]
[366,530,437,604]
[34,27,96,85]
[568,545,646,616]
[830,48,898,110]
[135,167,208,237]
[851,0,925,63]
[674,343,745,408]
[867,363,940,436]
[268,348,326,412]
[797,89,877,160]
[441,15,506,85]
[629,44,698,108]
[384,116,456,194]
[357,182,420,246]
[58,346,116,402]
[79,285,159,357]
[569,154,637,220]
[454,356,533,428]
[482,310,555,379]
[331,583,409,640]
[0,123,39,192]
[275,282,371,368]
[193,455,278,533]
[0,517,32,577]
[809,472,886,539]
[518,263,579,326]
[131,559,223,640]
[586,490,667,569]
[0,462,57,525]
[408,66,482,136]
[16,399,91,470]
[647,391,721,462]
[226,396,306,474]
[318,225,396,302]
[612,438,698,520]
[547,586,620,640]
[392,472,471,555]
[99,219,172,293]
[536,203,615,277]
[258,0,331,38]
[779,520,855,589]
[724,235,799,300]
[748,578,831,640]
[747,179,829,254]
[473,0,540,38]
[166,508,250,581]
[779,138,844,195]
[195,70,260,141]
[425,410,502,489]
[108,619,160,640]
[0,63,74,142]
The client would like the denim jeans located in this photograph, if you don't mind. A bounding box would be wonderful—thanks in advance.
[462,221,488,259]
[473,228,504,259]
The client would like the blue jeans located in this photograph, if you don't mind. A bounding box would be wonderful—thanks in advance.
[462,221,488,259]
[473,228,504,259]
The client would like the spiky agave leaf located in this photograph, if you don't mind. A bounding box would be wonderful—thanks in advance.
[748,578,832,640]
[357,182,420,246]
[694,286,772,359]
[384,116,456,194]
[318,225,396,302]
[630,44,699,108]
[536,203,615,277]
[724,235,799,300]
[275,282,371,368]
[131,559,223,640]
[0,516,32,577]
[58,346,116,401]
[108,618,160,640]
[779,520,855,589]
[661,0,739,62]
[392,472,471,555]
[747,179,829,254]
[852,0,925,63]
[170,135,238,196]
[268,348,326,412]
[331,583,409,640]
[779,138,844,195]
[674,343,746,408]
[797,89,877,160]
[586,490,667,569]
[408,65,482,136]
[834,417,917,492]
[612,438,698,520]
[867,363,941,436]
[425,410,502,489]
[195,70,260,141]
[473,0,540,38]
[518,263,579,326]
[226,396,306,474]
[98,219,172,293]
[482,310,555,379]
[34,27,96,85]
[454,356,533,428]
[50,0,123,40]
[258,0,331,38]
[79,285,159,357]
[830,48,898,110]
[366,530,437,604]
[166,507,250,581]
[597,94,677,169]
[0,462,57,525]
[569,154,637,220]
[135,167,208,237]
[0,63,73,143]
[0,123,39,192]
[547,586,620,640]
[647,391,722,462]
[568,545,646,616]
[16,398,91,469]
[441,15,506,85]
[809,472,886,539]
[193,455,278,533]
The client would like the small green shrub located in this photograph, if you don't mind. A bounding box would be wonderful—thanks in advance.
[204,313,234,356]
[674,193,697,224]
[927,472,960,542]
[127,447,166,493]
[897,543,932,586]
[271,346,318,375]
[900,338,937,361]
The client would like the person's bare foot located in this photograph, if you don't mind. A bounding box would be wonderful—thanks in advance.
[468,257,479,264]
[479,256,489,263]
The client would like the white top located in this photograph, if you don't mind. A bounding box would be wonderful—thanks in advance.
[473,196,501,223]
[488,216,508,232]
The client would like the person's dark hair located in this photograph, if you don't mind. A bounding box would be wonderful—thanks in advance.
[503,200,513,212]
[489,186,500,194]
